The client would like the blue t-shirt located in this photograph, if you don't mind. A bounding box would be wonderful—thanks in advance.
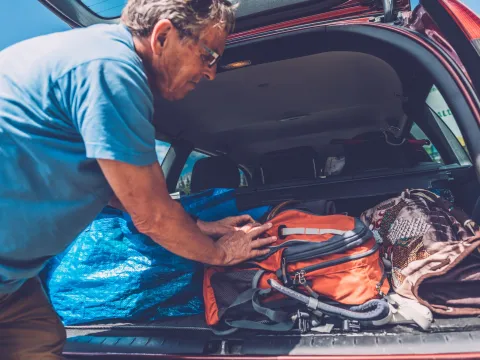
[0,24,157,294]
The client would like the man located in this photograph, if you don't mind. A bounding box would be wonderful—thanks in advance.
[0,0,277,358]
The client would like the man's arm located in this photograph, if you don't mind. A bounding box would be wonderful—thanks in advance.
[98,159,275,265]
[108,195,127,212]
[62,60,274,264]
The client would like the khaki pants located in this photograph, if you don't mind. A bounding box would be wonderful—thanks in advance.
[0,277,66,360]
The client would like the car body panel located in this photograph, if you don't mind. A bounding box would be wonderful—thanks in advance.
[39,0,410,33]
[228,0,410,40]
[416,0,480,96]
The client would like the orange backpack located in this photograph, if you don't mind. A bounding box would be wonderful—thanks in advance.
[203,201,391,332]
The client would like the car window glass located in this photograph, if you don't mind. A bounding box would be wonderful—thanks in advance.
[410,123,444,164]
[426,85,469,156]
[176,152,248,195]
[239,169,248,187]
[155,140,171,165]
[176,151,209,195]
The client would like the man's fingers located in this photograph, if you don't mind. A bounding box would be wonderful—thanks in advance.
[251,236,277,249]
[250,248,271,258]
[235,214,255,225]
[236,223,255,233]
[247,222,273,238]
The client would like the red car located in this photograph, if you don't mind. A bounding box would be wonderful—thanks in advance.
[39,0,480,359]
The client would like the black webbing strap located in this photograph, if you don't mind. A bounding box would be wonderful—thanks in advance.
[219,286,294,332]
[251,288,290,323]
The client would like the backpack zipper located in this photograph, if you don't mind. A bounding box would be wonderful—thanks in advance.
[293,241,381,275]
[287,244,385,298]
[283,224,371,263]
[375,257,388,297]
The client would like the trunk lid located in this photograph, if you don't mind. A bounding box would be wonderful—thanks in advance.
[39,0,410,32]
[417,0,480,94]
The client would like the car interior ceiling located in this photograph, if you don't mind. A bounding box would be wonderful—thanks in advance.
[155,25,430,157]
[155,25,480,218]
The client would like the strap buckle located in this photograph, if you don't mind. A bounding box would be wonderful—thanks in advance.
[293,310,311,334]
[342,319,361,332]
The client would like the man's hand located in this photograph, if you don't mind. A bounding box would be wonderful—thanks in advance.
[197,215,258,239]
[215,223,277,266]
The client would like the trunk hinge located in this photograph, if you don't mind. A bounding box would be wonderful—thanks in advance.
[382,0,395,22]
[370,0,396,23]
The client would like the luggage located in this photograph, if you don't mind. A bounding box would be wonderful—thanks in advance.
[361,189,480,316]
[43,188,270,325]
[43,206,204,325]
[203,201,391,332]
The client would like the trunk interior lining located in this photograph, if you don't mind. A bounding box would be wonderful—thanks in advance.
[64,315,480,356]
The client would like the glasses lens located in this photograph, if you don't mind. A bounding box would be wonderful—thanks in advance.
[202,44,220,67]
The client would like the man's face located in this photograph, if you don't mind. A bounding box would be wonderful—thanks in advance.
[149,22,227,101]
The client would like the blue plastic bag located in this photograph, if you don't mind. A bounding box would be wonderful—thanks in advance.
[42,189,269,325]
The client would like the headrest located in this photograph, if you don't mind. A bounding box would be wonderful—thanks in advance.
[190,156,241,194]
[255,146,319,185]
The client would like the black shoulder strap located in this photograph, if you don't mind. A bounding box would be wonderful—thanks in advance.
[217,287,295,332]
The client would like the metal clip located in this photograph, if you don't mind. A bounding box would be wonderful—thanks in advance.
[376,283,386,297]
[343,320,361,332]
[295,310,311,334]
[293,270,306,285]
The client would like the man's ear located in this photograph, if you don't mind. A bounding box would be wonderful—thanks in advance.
[150,19,173,55]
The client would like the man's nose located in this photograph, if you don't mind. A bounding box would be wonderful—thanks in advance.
[203,65,217,81]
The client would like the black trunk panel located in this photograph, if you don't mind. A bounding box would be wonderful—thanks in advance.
[64,315,480,357]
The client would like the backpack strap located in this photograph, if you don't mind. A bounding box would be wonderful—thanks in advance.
[218,287,296,332]
[280,227,346,236]
[268,279,391,326]
[220,288,290,323]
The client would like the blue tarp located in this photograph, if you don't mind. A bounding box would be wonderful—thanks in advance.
[42,189,269,325]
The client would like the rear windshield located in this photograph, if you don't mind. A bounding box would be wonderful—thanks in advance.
[79,0,334,20]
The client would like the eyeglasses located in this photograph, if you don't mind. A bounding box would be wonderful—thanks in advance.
[170,21,222,68]
[200,43,221,68]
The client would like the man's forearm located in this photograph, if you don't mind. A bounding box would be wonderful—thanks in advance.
[97,159,227,265]
[133,198,226,265]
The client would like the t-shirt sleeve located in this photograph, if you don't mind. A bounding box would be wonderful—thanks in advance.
[55,59,157,166]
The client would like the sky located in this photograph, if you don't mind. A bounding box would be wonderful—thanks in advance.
[0,0,69,50]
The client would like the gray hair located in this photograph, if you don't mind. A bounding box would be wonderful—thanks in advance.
[121,0,238,40]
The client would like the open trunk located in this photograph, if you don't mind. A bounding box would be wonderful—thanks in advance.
[45,9,480,360]
[64,180,480,358]
[64,180,480,357]
[65,188,480,358]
